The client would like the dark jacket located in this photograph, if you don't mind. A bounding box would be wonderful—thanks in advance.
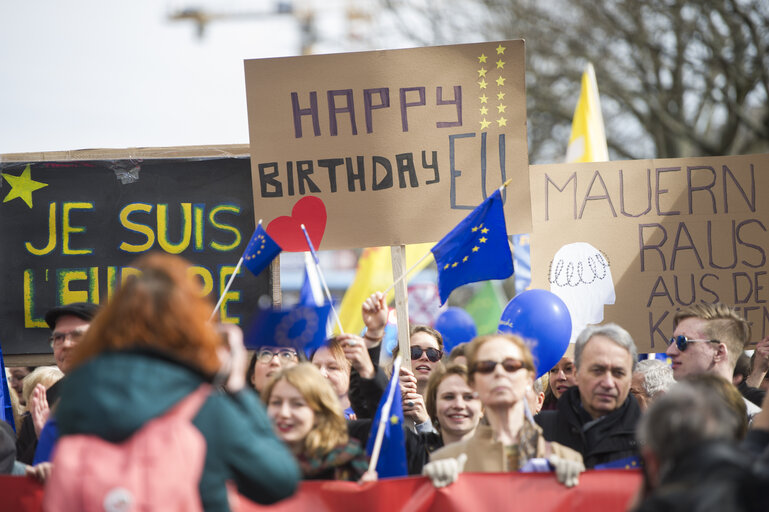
[633,437,769,512]
[55,349,300,512]
[738,380,766,408]
[535,386,641,468]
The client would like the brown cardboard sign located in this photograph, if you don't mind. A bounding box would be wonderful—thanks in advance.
[529,154,769,353]
[244,41,530,251]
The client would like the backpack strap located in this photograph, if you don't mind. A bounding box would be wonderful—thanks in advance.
[166,383,212,422]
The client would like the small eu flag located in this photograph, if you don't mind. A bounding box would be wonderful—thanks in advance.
[365,362,407,478]
[594,455,642,470]
[246,303,331,357]
[431,189,513,304]
[243,224,282,276]
[0,341,16,432]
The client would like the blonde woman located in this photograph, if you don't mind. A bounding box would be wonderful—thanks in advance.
[263,363,376,482]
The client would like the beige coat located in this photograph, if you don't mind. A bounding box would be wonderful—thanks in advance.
[429,423,582,472]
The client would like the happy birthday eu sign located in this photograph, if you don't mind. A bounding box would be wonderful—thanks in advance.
[244,40,531,251]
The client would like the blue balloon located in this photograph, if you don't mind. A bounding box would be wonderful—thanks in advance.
[435,307,478,354]
[498,289,571,378]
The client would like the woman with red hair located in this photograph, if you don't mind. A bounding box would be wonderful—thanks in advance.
[52,252,299,511]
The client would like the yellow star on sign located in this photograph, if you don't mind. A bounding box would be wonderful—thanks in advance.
[2,164,48,208]
[497,104,507,113]
[481,227,489,234]
[497,117,507,127]
[496,76,506,87]
[496,59,505,69]
[480,119,491,130]
[497,91,506,100]
[478,79,488,89]
[477,67,487,77]
[390,415,399,425]
[478,53,487,63]
[496,44,506,55]
[479,237,488,243]
[472,246,480,252]
[462,256,469,262]
[479,94,488,104]
[480,106,488,115]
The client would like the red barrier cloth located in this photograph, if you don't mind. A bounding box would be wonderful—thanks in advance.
[240,471,642,512]
[0,470,641,512]
[0,475,45,511]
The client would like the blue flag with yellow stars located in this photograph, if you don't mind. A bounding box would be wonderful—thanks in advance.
[243,224,282,276]
[245,303,331,357]
[431,188,513,304]
[594,455,642,470]
[0,341,16,432]
[365,366,407,478]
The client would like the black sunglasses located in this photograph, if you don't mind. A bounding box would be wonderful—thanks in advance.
[473,358,530,375]
[411,346,443,362]
[668,335,720,352]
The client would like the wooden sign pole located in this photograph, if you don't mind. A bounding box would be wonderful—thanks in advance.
[270,257,282,308]
[390,245,411,367]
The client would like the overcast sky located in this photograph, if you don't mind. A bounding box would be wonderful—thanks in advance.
[0,0,307,154]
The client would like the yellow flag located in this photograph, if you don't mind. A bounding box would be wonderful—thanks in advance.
[565,63,609,163]
[336,244,434,335]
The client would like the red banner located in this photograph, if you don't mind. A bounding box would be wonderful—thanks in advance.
[1,471,641,512]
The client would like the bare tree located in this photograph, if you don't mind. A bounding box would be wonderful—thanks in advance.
[376,0,769,163]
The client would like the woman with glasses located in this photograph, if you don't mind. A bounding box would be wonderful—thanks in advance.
[246,345,303,395]
[391,325,445,432]
[424,334,584,488]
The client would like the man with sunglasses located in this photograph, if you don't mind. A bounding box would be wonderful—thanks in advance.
[536,323,641,468]
[667,302,761,420]
[16,302,99,464]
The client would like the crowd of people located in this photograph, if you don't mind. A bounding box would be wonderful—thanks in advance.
[3,252,769,511]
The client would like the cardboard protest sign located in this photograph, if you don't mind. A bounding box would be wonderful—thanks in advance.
[0,146,269,359]
[529,153,769,353]
[244,40,530,251]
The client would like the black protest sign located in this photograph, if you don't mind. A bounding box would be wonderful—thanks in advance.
[0,156,268,356]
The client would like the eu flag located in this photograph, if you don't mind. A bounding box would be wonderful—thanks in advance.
[243,224,282,276]
[594,455,642,470]
[246,304,331,357]
[0,341,15,432]
[431,189,513,304]
[365,363,407,478]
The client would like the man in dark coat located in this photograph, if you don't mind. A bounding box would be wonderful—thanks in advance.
[631,379,769,512]
[536,323,641,468]
[16,302,99,464]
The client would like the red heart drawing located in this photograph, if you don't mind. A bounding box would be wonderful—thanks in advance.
[266,196,327,252]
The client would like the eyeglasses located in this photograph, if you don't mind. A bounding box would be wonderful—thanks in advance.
[49,328,88,349]
[473,358,530,375]
[668,335,720,352]
[411,346,443,362]
[257,348,298,364]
